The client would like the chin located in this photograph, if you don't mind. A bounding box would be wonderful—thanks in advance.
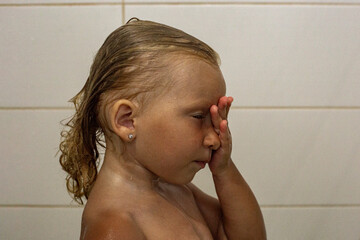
[164,173,196,186]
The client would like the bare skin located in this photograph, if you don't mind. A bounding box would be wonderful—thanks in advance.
[80,58,266,240]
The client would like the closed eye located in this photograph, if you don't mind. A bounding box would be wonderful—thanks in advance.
[192,114,205,120]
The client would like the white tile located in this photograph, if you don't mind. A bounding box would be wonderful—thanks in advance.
[262,207,360,240]
[2,109,359,206]
[0,207,83,240]
[0,110,78,204]
[0,0,122,3]
[194,109,360,205]
[233,109,360,205]
[0,6,122,107]
[1,0,360,3]
[125,0,360,3]
[126,5,360,107]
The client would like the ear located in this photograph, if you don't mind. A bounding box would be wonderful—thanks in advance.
[109,99,137,142]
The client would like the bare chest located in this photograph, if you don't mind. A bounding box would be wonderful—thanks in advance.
[135,193,213,240]
[134,201,214,240]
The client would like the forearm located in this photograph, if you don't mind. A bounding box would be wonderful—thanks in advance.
[213,159,266,240]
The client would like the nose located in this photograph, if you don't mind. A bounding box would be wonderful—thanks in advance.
[203,125,220,150]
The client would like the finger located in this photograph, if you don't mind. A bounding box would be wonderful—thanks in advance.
[210,105,221,134]
[219,120,230,147]
[218,96,228,119]
[225,96,234,118]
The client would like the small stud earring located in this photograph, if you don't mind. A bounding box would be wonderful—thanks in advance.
[128,134,134,140]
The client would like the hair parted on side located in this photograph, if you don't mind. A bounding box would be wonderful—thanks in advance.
[59,18,220,204]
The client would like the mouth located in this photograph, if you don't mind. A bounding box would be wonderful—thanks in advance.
[194,161,207,169]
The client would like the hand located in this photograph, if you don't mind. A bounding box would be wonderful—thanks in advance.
[208,96,233,176]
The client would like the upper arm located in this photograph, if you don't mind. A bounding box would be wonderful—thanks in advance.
[187,183,224,238]
[81,213,146,240]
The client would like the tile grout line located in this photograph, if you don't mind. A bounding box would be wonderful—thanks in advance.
[0,107,74,111]
[0,2,122,7]
[261,204,360,208]
[0,204,83,208]
[1,2,360,7]
[123,1,360,6]
[231,106,360,110]
[122,0,126,24]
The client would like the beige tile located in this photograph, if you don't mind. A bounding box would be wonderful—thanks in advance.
[0,110,78,204]
[0,0,122,4]
[193,109,360,205]
[125,0,360,3]
[1,0,360,3]
[234,109,360,205]
[0,207,83,240]
[126,5,360,107]
[1,109,359,206]
[0,6,122,107]
[262,207,360,240]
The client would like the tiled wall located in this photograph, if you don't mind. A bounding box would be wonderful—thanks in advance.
[0,1,359,239]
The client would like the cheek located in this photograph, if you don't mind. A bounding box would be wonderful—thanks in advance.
[147,122,197,156]
[135,114,203,156]
[136,118,178,155]
[151,123,187,153]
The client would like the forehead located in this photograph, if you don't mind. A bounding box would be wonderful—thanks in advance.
[165,57,226,103]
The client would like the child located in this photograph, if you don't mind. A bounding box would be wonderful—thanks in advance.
[59,18,266,240]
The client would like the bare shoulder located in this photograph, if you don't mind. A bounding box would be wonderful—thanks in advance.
[186,183,220,216]
[80,209,146,240]
[186,183,222,236]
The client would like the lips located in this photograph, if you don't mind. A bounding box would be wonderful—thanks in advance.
[195,161,207,169]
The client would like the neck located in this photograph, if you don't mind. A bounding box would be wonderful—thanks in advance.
[99,148,160,191]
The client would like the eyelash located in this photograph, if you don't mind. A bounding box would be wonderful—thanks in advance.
[193,114,205,120]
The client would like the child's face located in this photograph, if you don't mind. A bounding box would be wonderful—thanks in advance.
[131,57,226,184]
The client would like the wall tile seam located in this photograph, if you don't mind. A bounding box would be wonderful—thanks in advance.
[123,1,360,6]
[231,106,360,110]
[122,0,125,24]
[0,2,123,7]
[0,205,84,208]
[1,2,360,7]
[260,204,360,208]
[0,107,74,111]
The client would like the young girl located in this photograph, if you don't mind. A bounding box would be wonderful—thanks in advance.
[59,18,266,240]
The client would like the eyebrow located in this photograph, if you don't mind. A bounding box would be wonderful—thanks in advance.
[180,99,215,112]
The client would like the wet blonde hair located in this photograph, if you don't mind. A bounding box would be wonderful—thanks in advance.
[59,18,220,204]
